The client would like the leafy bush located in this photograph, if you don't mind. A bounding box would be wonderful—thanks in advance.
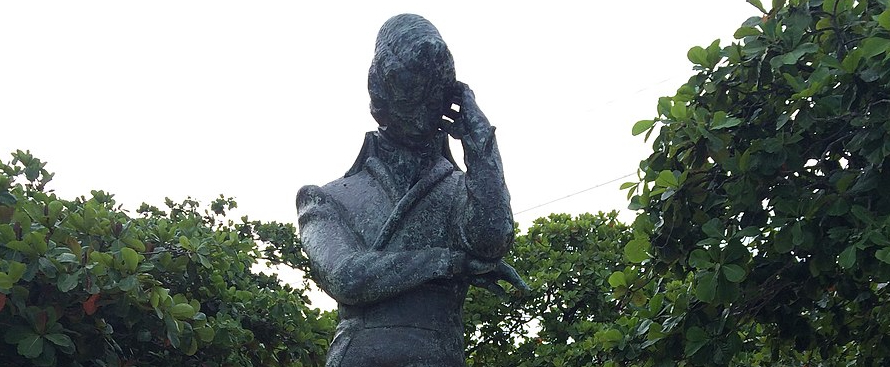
[464,212,639,366]
[625,0,890,365]
[0,150,334,366]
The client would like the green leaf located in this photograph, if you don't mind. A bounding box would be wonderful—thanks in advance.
[842,49,863,71]
[600,328,623,342]
[671,103,688,120]
[722,243,749,263]
[716,275,740,303]
[701,218,724,239]
[0,192,16,206]
[170,303,196,320]
[722,264,746,282]
[685,326,710,356]
[777,43,819,66]
[695,272,717,302]
[689,249,714,269]
[619,181,637,190]
[734,26,761,39]
[774,238,793,253]
[705,39,722,68]
[657,97,672,116]
[624,238,651,263]
[850,205,873,225]
[655,170,679,188]
[7,261,26,282]
[827,198,849,216]
[185,338,198,356]
[5,240,33,255]
[17,334,44,358]
[735,226,760,239]
[687,46,708,66]
[4,326,34,344]
[710,111,743,129]
[0,273,13,290]
[44,333,74,354]
[29,232,47,255]
[122,237,146,252]
[747,0,767,13]
[57,273,79,293]
[838,246,856,268]
[859,37,890,59]
[877,9,890,30]
[791,222,804,246]
[632,120,656,136]
[47,201,63,220]
[89,251,114,267]
[118,275,138,292]
[195,327,215,343]
[56,253,77,264]
[120,247,139,273]
[608,271,627,287]
[876,248,890,264]
[38,257,57,278]
[179,236,192,250]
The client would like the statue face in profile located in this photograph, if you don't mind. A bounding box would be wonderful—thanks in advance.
[367,14,457,150]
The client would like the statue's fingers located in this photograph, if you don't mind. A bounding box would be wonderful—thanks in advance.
[443,108,461,121]
[450,92,463,105]
[440,118,463,139]
[511,277,531,295]
[468,276,487,288]
[483,281,508,300]
[495,260,520,279]
[497,261,531,294]
[439,117,453,131]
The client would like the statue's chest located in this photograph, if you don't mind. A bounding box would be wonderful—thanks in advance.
[331,170,458,251]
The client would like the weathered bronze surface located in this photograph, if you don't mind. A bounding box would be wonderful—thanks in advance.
[297,14,525,366]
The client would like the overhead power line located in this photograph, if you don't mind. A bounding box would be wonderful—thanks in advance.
[513,172,637,216]
[509,73,686,218]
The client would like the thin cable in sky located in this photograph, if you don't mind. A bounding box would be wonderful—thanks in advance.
[513,172,637,216]
[584,74,689,112]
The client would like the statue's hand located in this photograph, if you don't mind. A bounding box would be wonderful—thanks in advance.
[465,257,498,275]
[441,82,488,140]
[468,260,530,300]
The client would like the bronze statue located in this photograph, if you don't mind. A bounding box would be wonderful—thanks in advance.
[296,14,526,366]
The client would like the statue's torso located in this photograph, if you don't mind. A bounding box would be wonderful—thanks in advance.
[319,156,469,367]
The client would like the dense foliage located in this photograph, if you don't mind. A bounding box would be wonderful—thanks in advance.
[464,211,642,366]
[623,0,890,365]
[0,150,334,366]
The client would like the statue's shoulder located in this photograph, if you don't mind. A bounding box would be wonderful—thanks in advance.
[297,173,369,209]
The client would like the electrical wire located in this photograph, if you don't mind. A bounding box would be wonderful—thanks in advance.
[513,172,637,216]
[509,73,687,217]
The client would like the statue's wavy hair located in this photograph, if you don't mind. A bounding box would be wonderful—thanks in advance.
[368,14,456,127]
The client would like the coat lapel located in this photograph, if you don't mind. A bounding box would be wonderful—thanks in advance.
[371,157,454,250]
[364,157,401,204]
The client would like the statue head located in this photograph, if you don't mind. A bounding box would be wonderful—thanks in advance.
[368,14,456,150]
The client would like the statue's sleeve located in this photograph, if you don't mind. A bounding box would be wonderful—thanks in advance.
[297,185,463,306]
[453,120,514,260]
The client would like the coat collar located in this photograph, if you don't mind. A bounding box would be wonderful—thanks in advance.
[344,130,459,178]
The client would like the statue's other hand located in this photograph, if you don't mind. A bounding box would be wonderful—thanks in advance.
[468,260,530,300]
[468,274,507,299]
[493,260,531,294]
[465,257,498,275]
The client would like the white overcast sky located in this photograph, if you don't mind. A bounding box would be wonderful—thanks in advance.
[1,1,758,308]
